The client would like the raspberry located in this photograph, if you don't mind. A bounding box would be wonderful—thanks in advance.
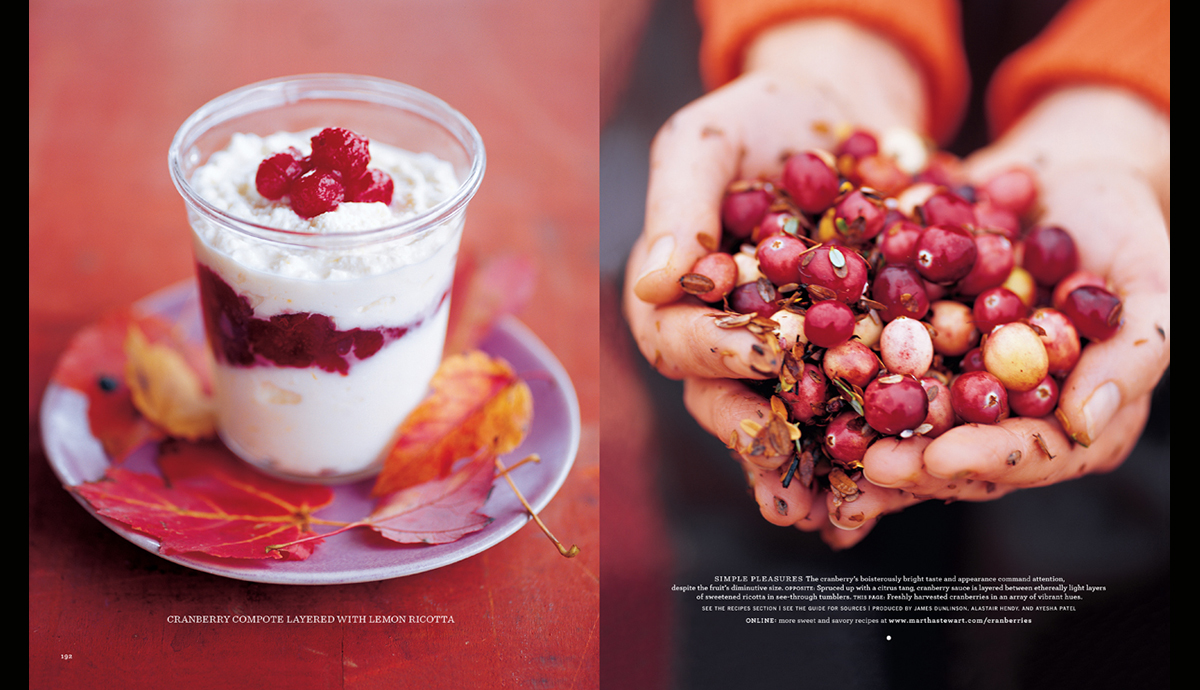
[345,168,394,204]
[255,152,303,200]
[309,127,371,178]
[289,168,345,219]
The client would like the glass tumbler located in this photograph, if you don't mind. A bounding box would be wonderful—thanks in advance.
[168,74,485,483]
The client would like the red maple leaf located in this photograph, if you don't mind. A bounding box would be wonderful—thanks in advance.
[71,441,334,560]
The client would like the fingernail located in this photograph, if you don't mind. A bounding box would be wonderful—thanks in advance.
[1081,381,1120,447]
[633,235,675,296]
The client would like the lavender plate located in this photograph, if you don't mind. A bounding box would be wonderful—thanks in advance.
[40,280,580,584]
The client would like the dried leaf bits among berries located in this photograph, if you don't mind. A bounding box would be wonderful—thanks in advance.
[254,127,395,218]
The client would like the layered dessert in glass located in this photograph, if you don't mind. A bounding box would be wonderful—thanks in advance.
[168,75,485,482]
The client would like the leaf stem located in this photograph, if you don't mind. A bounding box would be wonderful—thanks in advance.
[496,454,579,558]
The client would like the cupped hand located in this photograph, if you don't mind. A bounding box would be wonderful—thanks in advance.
[624,18,927,381]
[831,86,1170,545]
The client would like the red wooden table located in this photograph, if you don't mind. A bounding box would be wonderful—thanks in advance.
[30,2,599,687]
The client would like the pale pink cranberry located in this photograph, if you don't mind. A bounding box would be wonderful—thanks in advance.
[879,316,934,378]
[689,252,739,303]
[1027,307,1081,374]
[979,167,1038,218]
[822,339,880,388]
[928,300,979,356]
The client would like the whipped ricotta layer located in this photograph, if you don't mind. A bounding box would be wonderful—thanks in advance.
[187,130,465,481]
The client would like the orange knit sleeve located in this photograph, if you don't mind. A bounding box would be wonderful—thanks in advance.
[695,0,970,145]
[987,0,1170,137]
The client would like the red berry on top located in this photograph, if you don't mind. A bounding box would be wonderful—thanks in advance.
[255,151,303,200]
[309,127,371,179]
[289,168,345,219]
[345,168,394,205]
[782,151,840,214]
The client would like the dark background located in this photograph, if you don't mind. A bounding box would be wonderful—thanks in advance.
[599,1,1170,688]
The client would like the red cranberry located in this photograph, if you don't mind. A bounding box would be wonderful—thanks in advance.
[972,199,1021,240]
[959,347,986,373]
[781,151,840,214]
[255,151,303,200]
[835,129,879,159]
[798,245,869,304]
[1060,285,1123,341]
[804,300,856,348]
[289,168,345,219]
[824,411,877,464]
[833,189,886,242]
[1022,225,1079,287]
[972,286,1027,334]
[729,280,779,317]
[914,224,978,284]
[755,234,806,286]
[871,264,929,322]
[721,188,773,239]
[863,374,929,435]
[956,231,1014,296]
[1009,375,1059,418]
[878,220,923,266]
[950,371,1009,424]
[754,210,799,242]
[780,362,828,423]
[310,127,371,179]
[919,189,977,227]
[344,168,394,204]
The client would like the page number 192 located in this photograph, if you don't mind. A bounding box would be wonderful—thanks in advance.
[61,654,72,660]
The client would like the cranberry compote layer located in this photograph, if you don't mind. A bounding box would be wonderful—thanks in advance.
[197,263,445,375]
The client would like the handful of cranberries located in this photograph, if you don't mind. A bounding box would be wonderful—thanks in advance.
[254,127,394,219]
[680,128,1123,505]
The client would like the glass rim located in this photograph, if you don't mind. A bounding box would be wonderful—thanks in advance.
[168,73,486,248]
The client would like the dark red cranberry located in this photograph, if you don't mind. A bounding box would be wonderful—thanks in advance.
[914,224,978,284]
[779,362,828,424]
[972,286,1026,334]
[1060,285,1123,341]
[959,347,986,373]
[309,127,371,179]
[721,188,773,239]
[878,220,923,266]
[255,152,303,200]
[950,371,1009,424]
[871,264,930,322]
[919,189,977,227]
[781,151,840,214]
[755,234,806,286]
[345,168,394,204]
[1009,375,1059,418]
[797,245,869,304]
[804,300,856,348]
[729,280,779,317]
[863,374,929,435]
[289,168,345,219]
[1022,225,1079,287]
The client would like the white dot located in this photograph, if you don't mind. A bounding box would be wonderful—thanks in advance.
[886,635,892,640]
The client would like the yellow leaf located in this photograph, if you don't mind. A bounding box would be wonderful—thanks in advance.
[124,324,216,441]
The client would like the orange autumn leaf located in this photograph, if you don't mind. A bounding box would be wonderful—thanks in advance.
[371,351,533,497]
